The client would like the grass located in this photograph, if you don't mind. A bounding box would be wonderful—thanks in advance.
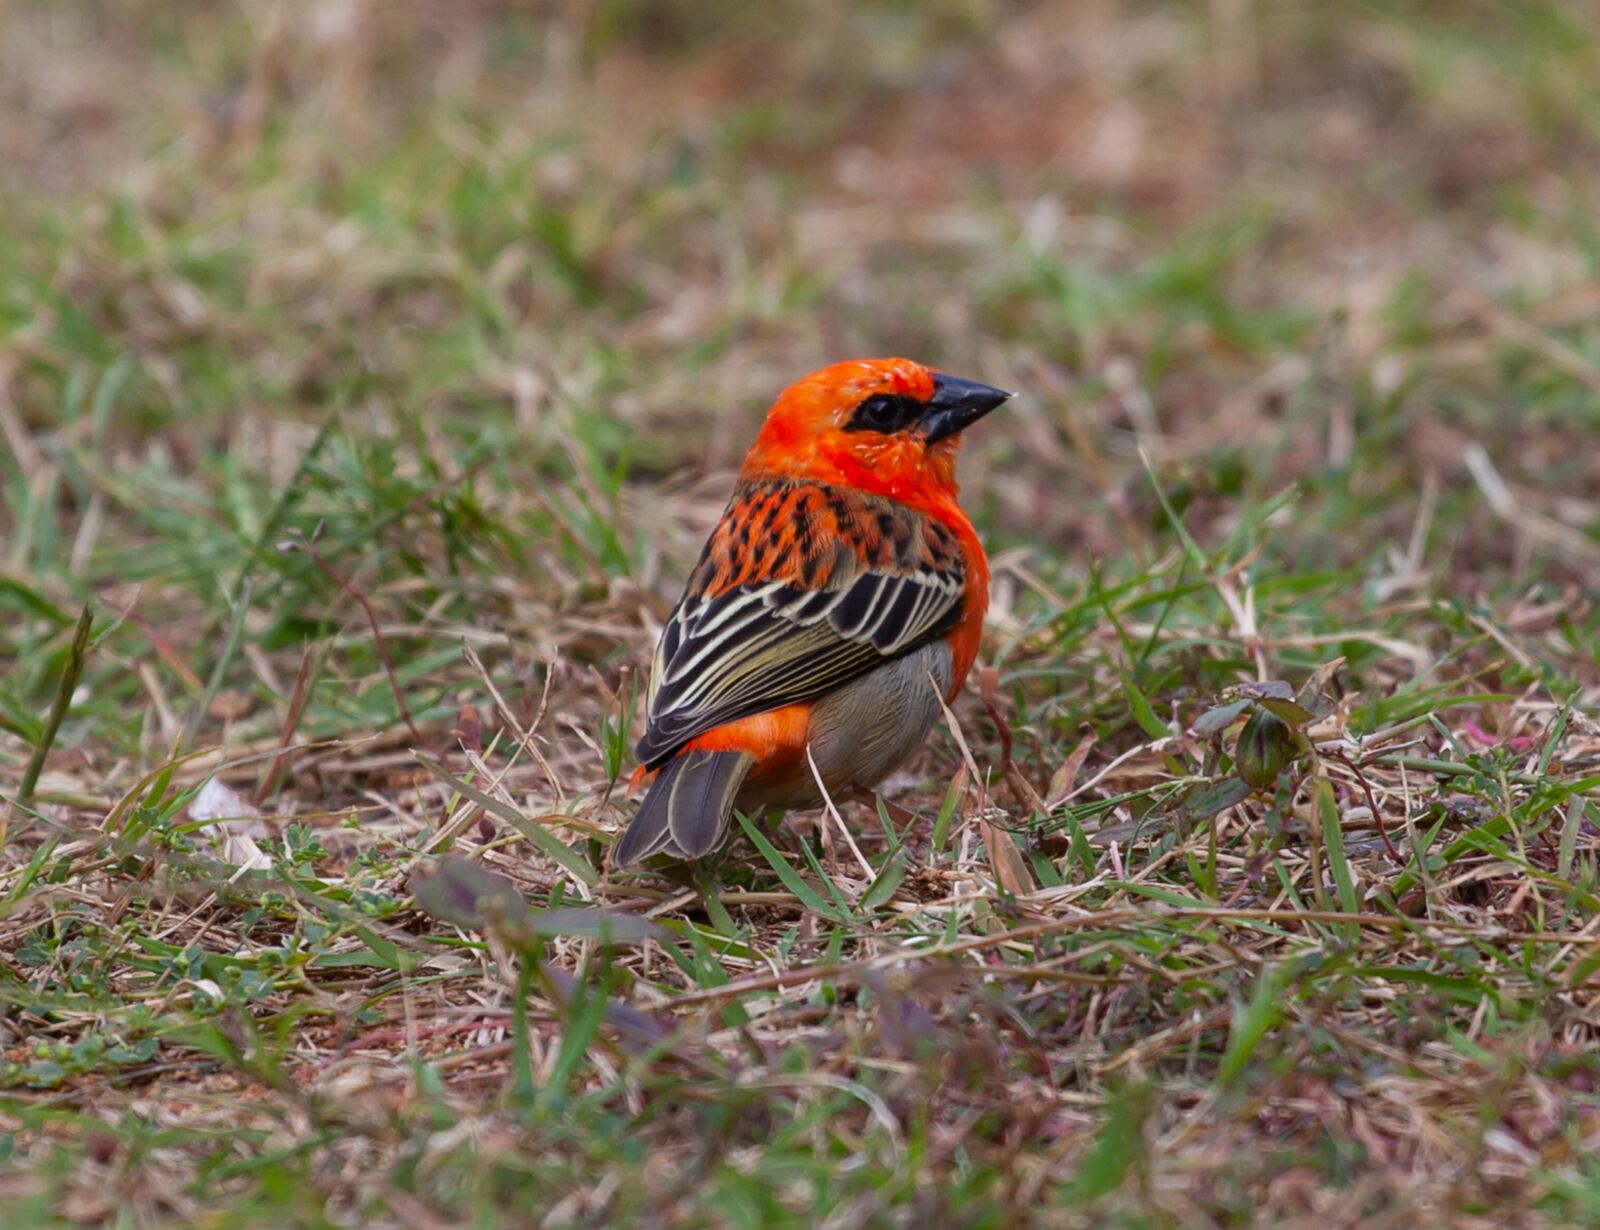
[3,1,1600,1225]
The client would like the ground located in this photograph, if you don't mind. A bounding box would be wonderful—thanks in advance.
[4,2,1600,1226]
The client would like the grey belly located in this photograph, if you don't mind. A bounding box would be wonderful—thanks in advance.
[737,641,954,813]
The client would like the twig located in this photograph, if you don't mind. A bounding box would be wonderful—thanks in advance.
[666,906,1596,1008]
[981,675,1049,815]
[179,577,255,754]
[282,527,424,745]
[255,639,323,805]
[806,744,873,881]
[1325,750,1403,864]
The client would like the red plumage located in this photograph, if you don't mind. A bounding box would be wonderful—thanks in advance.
[612,358,1009,867]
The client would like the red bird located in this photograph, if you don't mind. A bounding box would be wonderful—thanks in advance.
[612,358,1010,867]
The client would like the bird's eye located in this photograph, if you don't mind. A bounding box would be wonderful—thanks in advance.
[847,394,917,434]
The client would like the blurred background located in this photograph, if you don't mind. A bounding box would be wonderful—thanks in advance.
[6,0,1600,600]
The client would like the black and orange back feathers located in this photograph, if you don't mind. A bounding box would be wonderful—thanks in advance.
[635,479,967,768]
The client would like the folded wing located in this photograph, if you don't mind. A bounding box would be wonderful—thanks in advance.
[635,481,966,768]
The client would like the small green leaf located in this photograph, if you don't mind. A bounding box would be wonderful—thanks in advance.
[415,754,597,887]
[1257,696,1317,726]
[1559,797,1585,881]
[1183,778,1251,820]
[415,857,660,945]
[1120,670,1170,740]
[1060,1082,1151,1203]
[694,874,740,939]
[1317,777,1360,916]
[1059,810,1097,874]
[860,849,909,912]
[1193,699,1250,736]
[413,857,528,932]
[537,961,611,1117]
[1236,709,1295,790]
[1217,962,1288,1089]
[735,812,852,924]
[533,908,662,944]
[1234,681,1295,701]
[20,603,93,802]
[931,775,963,855]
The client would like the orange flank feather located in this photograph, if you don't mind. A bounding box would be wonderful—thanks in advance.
[612,358,1011,868]
[627,705,811,795]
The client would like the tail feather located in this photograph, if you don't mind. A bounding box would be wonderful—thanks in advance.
[612,749,755,868]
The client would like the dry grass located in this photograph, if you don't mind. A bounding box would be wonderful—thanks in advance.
[4,1,1600,1226]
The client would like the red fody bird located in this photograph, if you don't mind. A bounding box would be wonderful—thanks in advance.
[612,358,1011,867]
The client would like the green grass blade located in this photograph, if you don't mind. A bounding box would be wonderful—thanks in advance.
[18,604,92,803]
[734,812,851,924]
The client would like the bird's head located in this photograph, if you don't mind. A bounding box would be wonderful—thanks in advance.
[741,358,1011,503]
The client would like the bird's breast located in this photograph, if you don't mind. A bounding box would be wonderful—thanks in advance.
[736,640,954,812]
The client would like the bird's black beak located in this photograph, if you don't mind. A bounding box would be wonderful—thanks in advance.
[920,373,1013,444]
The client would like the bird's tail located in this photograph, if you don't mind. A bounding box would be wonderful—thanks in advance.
[611,749,756,867]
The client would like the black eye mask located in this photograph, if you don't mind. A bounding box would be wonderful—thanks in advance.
[844,393,923,435]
